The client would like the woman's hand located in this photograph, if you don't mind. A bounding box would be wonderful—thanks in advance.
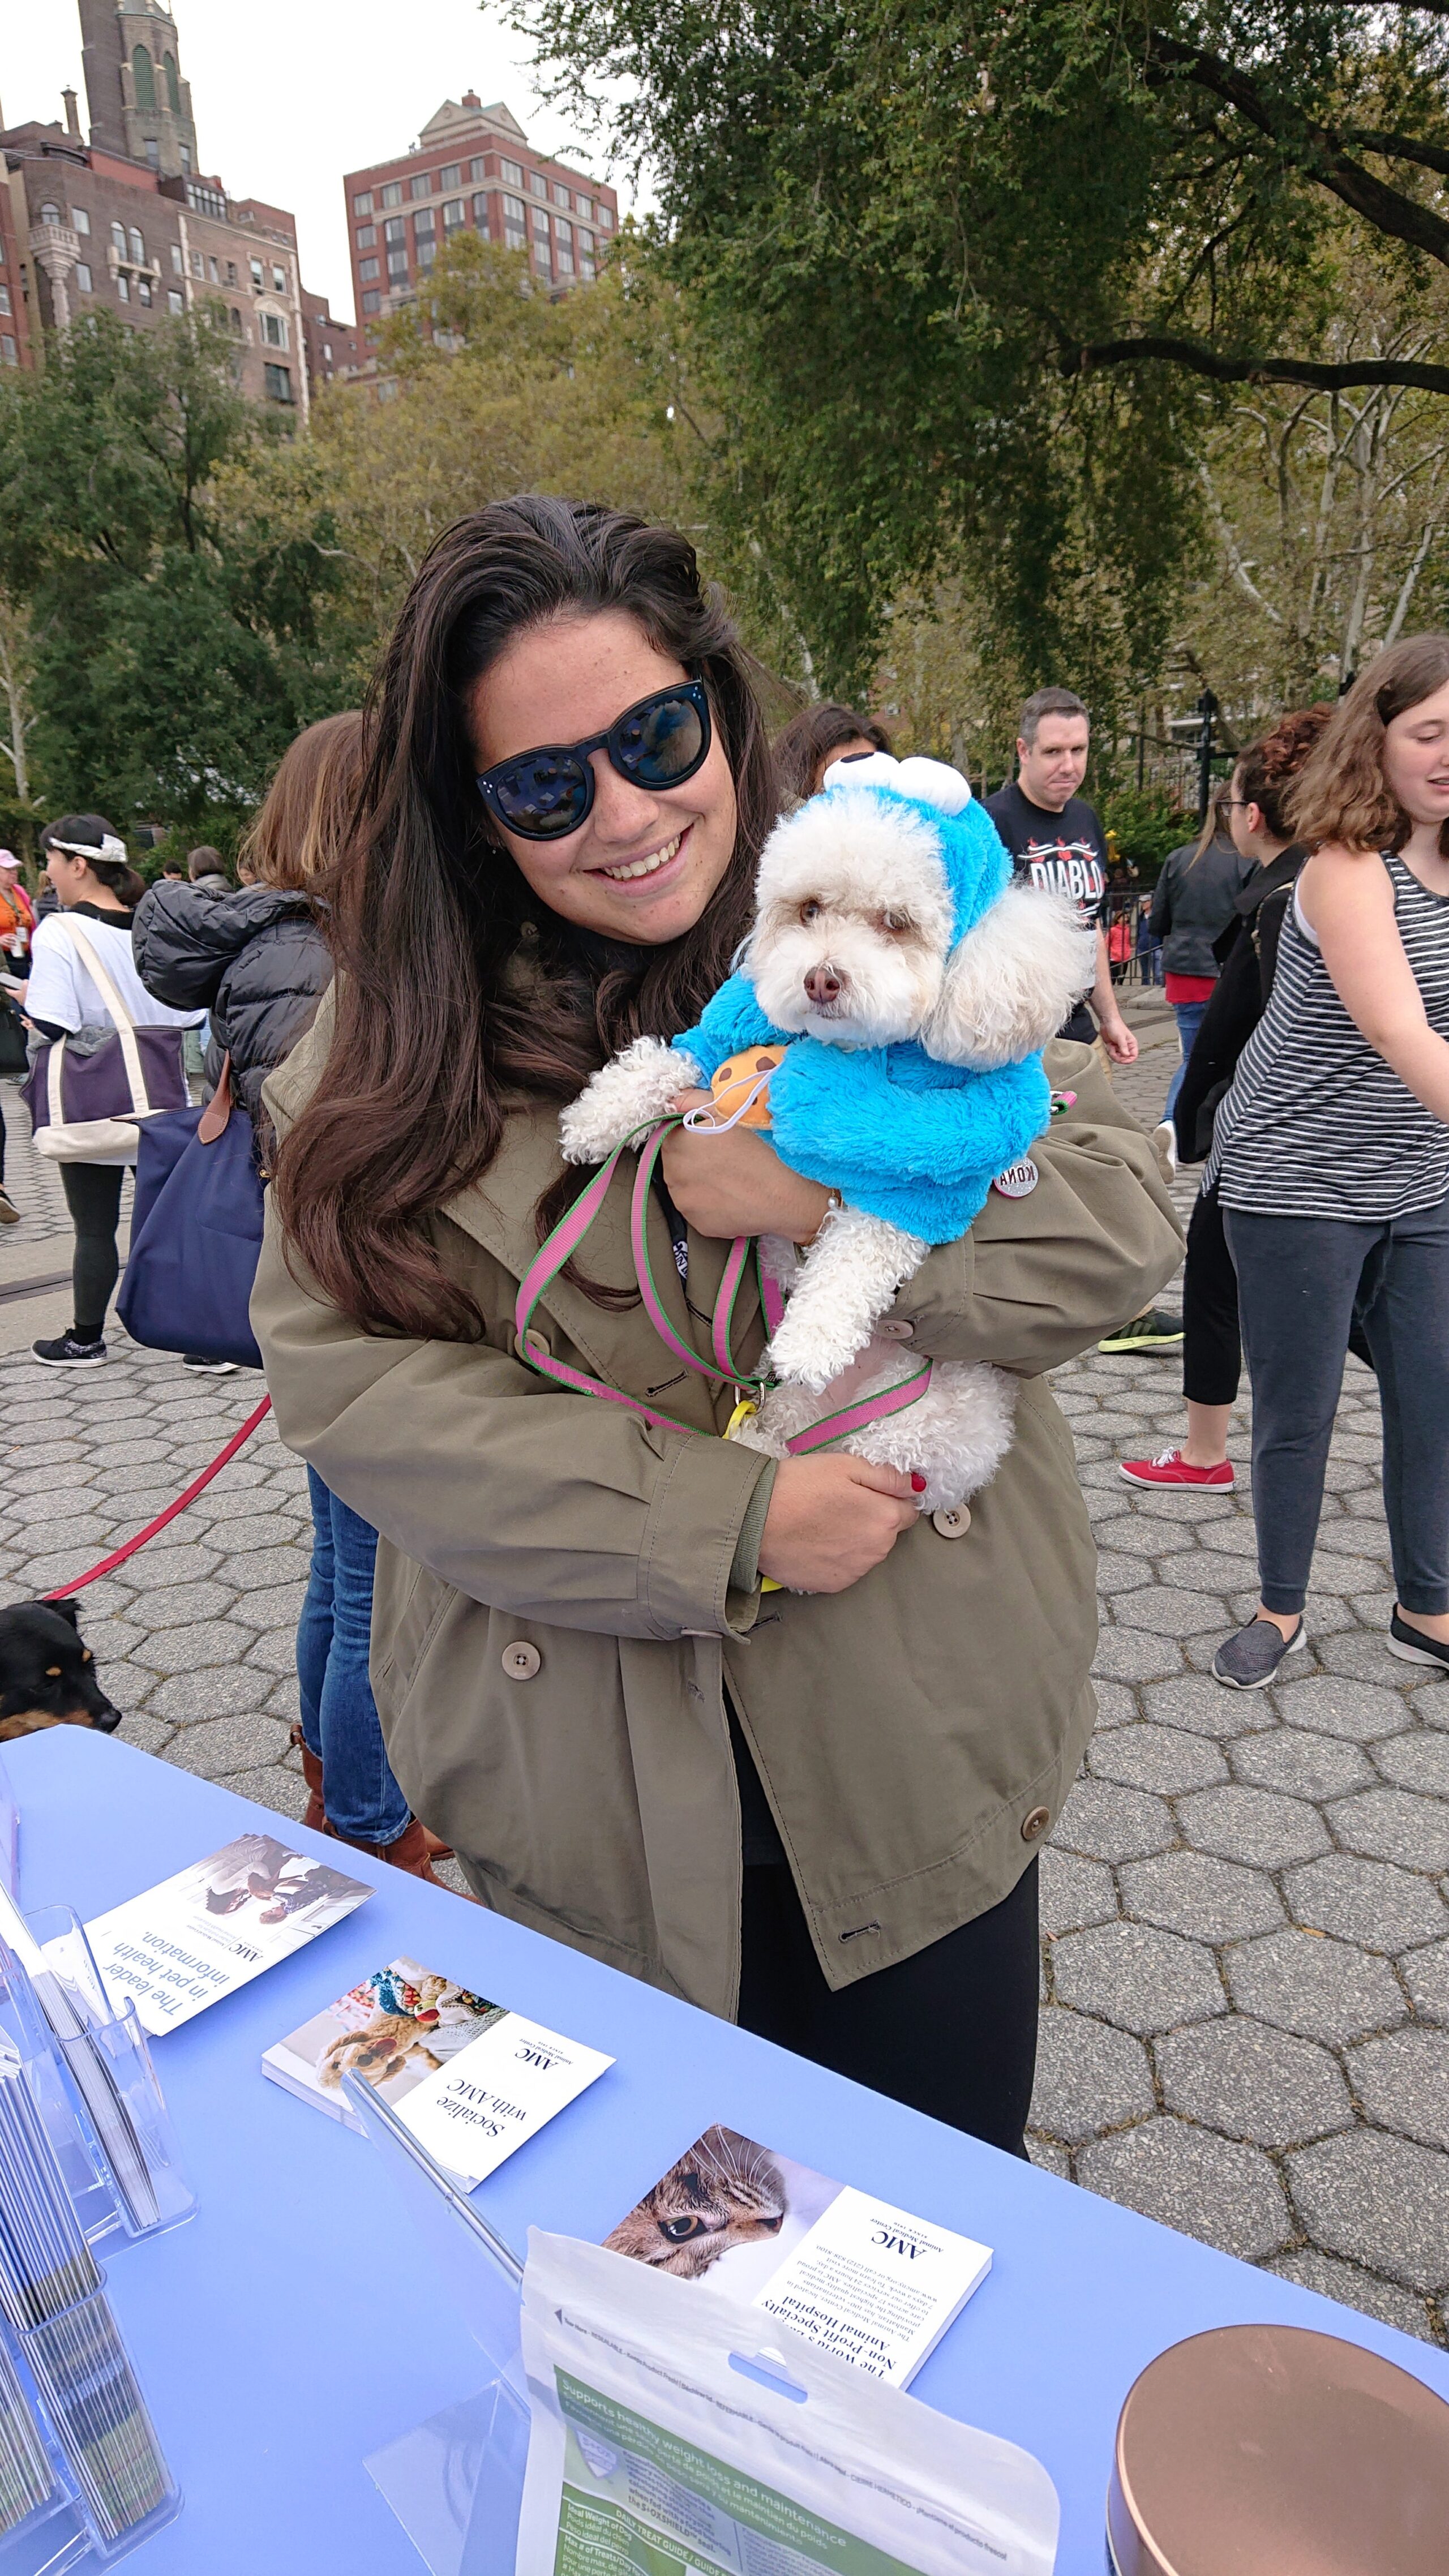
[758,1455,922,1593]
[661,1091,833,1241]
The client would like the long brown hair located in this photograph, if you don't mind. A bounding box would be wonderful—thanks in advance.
[273,498,776,1340]
[238,713,366,891]
[1233,704,1334,842]
[773,702,890,803]
[1289,636,1449,855]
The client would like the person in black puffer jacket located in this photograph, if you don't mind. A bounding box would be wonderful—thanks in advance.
[135,718,448,1889]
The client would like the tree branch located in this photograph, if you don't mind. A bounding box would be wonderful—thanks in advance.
[1065,336,1449,397]
[1341,128,1449,179]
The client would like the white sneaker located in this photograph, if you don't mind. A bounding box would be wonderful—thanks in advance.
[1152,1119,1178,1181]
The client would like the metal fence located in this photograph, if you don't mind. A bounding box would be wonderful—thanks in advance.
[1103,889,1164,990]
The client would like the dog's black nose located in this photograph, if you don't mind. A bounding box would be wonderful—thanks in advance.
[804,964,843,1005]
[92,1698,123,1735]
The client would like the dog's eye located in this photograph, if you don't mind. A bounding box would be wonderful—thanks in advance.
[881,910,911,934]
[799,900,821,924]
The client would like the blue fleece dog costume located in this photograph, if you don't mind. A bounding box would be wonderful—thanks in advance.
[667,781,1051,1240]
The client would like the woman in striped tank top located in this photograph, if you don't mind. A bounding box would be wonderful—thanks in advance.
[1208,635,1449,1690]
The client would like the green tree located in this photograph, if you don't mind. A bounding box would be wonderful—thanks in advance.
[0,307,350,829]
[518,0,1449,694]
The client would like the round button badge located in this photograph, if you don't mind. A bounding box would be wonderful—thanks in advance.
[992,1158,1039,1199]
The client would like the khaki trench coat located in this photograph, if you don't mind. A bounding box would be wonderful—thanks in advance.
[254,1032,1181,2021]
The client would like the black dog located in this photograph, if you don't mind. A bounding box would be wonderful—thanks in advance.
[0,1599,121,1742]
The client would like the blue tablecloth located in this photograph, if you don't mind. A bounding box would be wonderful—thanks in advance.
[7,1729,1446,2572]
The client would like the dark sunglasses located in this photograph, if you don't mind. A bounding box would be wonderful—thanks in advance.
[475,680,711,842]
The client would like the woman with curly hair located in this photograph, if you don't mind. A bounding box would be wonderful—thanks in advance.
[1197,640,1449,1688]
[1121,704,1331,1498]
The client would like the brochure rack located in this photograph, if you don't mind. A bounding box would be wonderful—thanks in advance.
[0,1951,179,2572]
[20,1911,194,2251]
[343,2071,529,2576]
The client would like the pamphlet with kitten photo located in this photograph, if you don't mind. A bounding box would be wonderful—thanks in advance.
[263,1952,614,2191]
[605,2125,992,2386]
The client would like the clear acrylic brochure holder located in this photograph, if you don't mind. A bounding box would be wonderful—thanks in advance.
[6,1899,194,2250]
[0,1755,16,1902]
[342,2071,529,2576]
[0,1951,180,2571]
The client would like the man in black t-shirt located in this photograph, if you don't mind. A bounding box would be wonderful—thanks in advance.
[985,687,1138,1065]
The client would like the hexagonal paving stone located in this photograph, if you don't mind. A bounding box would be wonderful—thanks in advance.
[1228,1729,1374,1802]
[1090,1681,1138,1731]
[1373,1730,1449,1798]
[1347,2028,1449,2151]
[115,1579,238,1631]
[1274,1674,1410,1741]
[1027,2008,1155,2145]
[1141,1673,1275,1741]
[165,1712,294,1780]
[1025,2135,1071,2180]
[1288,2131,1449,2291]
[1051,1920,1225,2035]
[1053,1778,1176,1862]
[1403,1941,1449,2024]
[1177,1783,1331,1870]
[1038,1848,1117,1936]
[1327,1785,1449,1872]
[149,1665,277,1724]
[1092,1550,1153,1594]
[1091,1630,1185,1685]
[1283,1852,1449,1952]
[1267,2251,1433,2343]
[1157,2017,1351,2148]
[1077,2118,1291,2261]
[220,1765,310,1823]
[1226,1928,1405,2045]
[1087,1724,1228,1795]
[1114,1586,1228,1638]
[1119,1849,1285,1941]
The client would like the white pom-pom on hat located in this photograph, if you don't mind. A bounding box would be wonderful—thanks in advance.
[820,750,972,815]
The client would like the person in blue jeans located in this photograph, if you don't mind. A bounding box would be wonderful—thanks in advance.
[295,1470,411,1853]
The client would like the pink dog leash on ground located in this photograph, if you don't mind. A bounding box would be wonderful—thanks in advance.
[515,1119,931,1452]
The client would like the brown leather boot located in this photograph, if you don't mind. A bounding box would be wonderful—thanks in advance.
[289,1723,327,1835]
[419,1827,455,1862]
[322,1816,447,1884]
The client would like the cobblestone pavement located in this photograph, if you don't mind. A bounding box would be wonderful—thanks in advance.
[1,1022,1446,2347]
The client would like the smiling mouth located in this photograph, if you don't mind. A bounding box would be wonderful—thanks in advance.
[597,830,685,883]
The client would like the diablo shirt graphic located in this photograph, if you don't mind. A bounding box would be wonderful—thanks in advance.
[985,781,1108,1040]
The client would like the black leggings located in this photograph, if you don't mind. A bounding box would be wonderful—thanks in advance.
[60,1161,127,1343]
[1184,1178,1375,1409]
[738,1857,1040,2156]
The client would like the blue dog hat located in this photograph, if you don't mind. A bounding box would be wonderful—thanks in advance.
[817,750,1009,948]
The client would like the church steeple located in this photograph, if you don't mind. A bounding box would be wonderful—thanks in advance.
[79,1,199,179]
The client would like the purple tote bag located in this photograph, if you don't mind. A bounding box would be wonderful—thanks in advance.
[20,918,188,1164]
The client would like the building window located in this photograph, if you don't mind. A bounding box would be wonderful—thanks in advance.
[353,190,373,216]
[358,256,379,281]
[128,227,145,264]
[440,164,460,190]
[413,208,435,237]
[191,251,203,277]
[501,158,522,186]
[322,341,332,361]
[387,254,408,280]
[469,157,486,181]
[1,336,15,364]
[529,170,547,197]
[168,288,183,314]
[599,204,613,230]
[72,206,91,235]
[361,289,381,314]
[381,181,402,207]
[132,46,157,112]
[534,243,552,278]
[111,221,126,253]
[40,202,61,226]
[250,258,264,289]
[383,217,405,243]
[556,246,575,277]
[229,306,242,333]
[410,172,433,199]
[532,208,550,238]
[356,223,375,247]
[555,218,572,248]
[179,143,191,174]
[418,238,436,267]
[272,265,285,292]
[578,229,594,256]
[76,263,95,294]
[0,287,10,315]
[443,198,465,230]
[263,363,293,403]
[208,256,219,282]
[503,194,525,224]
[554,183,570,208]
[579,251,595,281]
[145,137,160,171]
[163,50,181,112]
[261,310,288,348]
[169,242,182,274]
[138,279,153,307]
[117,273,130,302]
[472,192,490,228]
[225,260,236,285]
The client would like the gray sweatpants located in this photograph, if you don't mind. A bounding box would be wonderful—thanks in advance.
[1224,1196,1449,1618]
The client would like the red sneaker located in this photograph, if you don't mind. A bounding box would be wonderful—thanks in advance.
[1119,1446,1235,1490]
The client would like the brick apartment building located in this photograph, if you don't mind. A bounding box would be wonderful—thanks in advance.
[344,93,617,356]
[1,1,345,410]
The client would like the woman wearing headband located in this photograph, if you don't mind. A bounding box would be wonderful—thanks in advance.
[27,817,204,1369]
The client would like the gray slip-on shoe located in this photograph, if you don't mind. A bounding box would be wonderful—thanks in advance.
[1212,1617,1307,1691]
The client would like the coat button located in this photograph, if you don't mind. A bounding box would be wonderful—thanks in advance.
[876,1318,914,1341]
[501,1641,541,1681]
[1021,1806,1051,1842]
[932,1505,971,1538]
[514,1328,550,1361]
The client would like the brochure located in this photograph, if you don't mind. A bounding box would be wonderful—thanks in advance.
[84,1832,372,2037]
[262,1953,614,2189]
[604,2124,991,2386]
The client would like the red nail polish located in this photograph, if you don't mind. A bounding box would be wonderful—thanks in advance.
[911,1473,927,1492]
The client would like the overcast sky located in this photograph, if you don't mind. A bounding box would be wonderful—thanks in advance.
[1,0,632,322]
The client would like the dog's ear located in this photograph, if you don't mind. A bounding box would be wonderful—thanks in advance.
[922,885,1096,1069]
[43,1598,81,1631]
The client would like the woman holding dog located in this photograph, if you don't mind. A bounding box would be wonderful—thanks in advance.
[252,499,1180,2153]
